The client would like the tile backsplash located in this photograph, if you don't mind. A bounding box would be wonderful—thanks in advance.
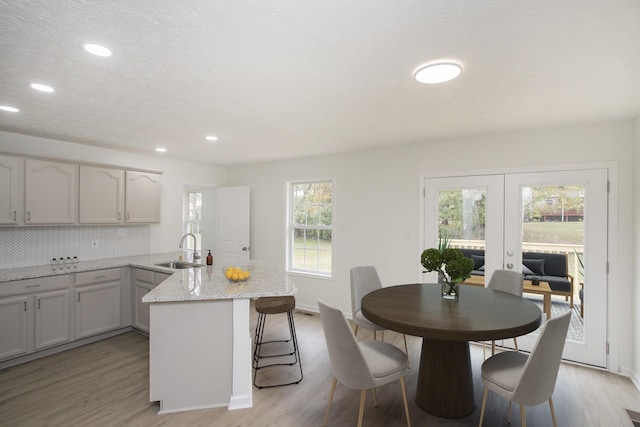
[0,225,150,269]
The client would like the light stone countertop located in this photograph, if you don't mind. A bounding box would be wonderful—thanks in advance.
[0,252,296,302]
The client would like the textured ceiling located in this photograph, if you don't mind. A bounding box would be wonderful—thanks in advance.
[1,0,639,166]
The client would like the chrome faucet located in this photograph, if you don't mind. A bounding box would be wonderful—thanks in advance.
[179,233,200,262]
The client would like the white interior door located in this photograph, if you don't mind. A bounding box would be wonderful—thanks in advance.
[423,168,608,367]
[217,186,250,266]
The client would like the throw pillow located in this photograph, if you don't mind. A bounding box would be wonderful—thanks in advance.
[523,258,545,276]
[470,255,485,270]
[522,264,534,275]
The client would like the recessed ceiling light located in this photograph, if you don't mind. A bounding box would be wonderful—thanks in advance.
[155,148,167,153]
[30,83,55,93]
[414,62,462,84]
[0,105,20,113]
[205,136,218,141]
[84,43,112,57]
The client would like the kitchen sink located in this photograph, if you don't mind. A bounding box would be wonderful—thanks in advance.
[155,261,204,269]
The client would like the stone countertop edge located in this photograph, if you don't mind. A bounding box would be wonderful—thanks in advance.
[0,252,297,302]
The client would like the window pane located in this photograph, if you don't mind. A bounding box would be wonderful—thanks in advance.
[438,188,486,245]
[289,181,332,275]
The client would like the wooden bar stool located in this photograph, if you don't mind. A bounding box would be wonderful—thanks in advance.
[253,295,303,388]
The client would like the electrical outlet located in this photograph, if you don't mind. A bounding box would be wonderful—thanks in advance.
[91,240,99,248]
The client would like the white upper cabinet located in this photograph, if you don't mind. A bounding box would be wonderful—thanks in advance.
[125,171,161,223]
[79,166,125,224]
[25,159,77,224]
[0,155,23,225]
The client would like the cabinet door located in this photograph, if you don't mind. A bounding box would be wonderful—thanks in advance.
[25,159,77,224]
[75,282,122,339]
[133,281,153,333]
[125,171,161,223]
[0,155,23,225]
[34,289,71,350]
[0,295,30,361]
[79,166,125,224]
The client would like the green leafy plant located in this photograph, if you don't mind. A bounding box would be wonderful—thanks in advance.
[421,237,474,296]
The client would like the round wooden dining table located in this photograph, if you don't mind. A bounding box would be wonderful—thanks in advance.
[361,283,541,418]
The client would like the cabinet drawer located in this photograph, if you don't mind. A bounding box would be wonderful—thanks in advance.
[0,274,72,298]
[134,268,154,284]
[75,268,121,286]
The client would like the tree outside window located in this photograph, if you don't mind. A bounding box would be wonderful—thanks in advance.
[288,180,333,275]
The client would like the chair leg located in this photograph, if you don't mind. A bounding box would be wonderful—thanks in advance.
[514,337,519,352]
[549,397,558,427]
[491,340,496,356]
[482,341,487,359]
[354,324,359,336]
[402,334,410,368]
[357,389,367,427]
[400,376,411,427]
[322,377,337,427]
[373,387,378,406]
[520,404,527,427]
[478,386,488,427]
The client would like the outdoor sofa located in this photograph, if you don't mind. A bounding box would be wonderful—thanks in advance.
[459,248,575,307]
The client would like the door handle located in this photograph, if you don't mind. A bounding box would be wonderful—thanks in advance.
[506,263,514,269]
[242,247,249,251]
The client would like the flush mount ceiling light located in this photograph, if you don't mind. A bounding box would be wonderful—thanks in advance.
[155,147,167,153]
[30,83,55,92]
[0,105,20,112]
[84,43,112,57]
[205,136,218,142]
[414,62,462,84]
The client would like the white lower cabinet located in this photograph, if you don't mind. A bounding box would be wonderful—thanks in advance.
[34,289,71,350]
[75,269,122,339]
[132,269,170,333]
[0,275,73,363]
[0,295,29,360]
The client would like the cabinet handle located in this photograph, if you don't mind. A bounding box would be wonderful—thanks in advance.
[23,301,27,311]
[118,212,121,220]
[37,299,41,309]
[27,211,31,222]
[26,284,40,288]
[77,293,80,302]
[126,212,130,221]
[12,211,16,221]
[94,275,106,279]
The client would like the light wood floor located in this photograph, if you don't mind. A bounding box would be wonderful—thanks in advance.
[1,307,639,427]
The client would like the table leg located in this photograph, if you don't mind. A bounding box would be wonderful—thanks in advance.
[416,338,475,418]
[544,295,551,320]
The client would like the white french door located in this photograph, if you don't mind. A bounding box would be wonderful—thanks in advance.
[423,168,608,367]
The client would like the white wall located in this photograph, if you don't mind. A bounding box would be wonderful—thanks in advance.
[633,116,640,388]
[0,131,227,259]
[226,120,635,375]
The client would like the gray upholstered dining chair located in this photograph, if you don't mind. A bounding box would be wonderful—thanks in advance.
[478,311,571,427]
[318,300,411,427]
[484,269,524,357]
[350,266,409,358]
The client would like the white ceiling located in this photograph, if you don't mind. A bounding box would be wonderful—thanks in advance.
[1,1,639,166]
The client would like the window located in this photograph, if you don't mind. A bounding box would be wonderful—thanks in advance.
[287,180,333,276]
[183,189,202,251]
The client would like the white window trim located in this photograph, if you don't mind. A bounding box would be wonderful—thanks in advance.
[285,177,335,278]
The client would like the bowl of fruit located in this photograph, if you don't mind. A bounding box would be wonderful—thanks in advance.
[224,266,252,282]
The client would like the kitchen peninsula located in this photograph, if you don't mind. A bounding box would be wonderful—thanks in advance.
[142,260,296,414]
[0,254,295,415]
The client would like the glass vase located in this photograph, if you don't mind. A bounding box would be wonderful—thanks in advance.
[441,281,459,300]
